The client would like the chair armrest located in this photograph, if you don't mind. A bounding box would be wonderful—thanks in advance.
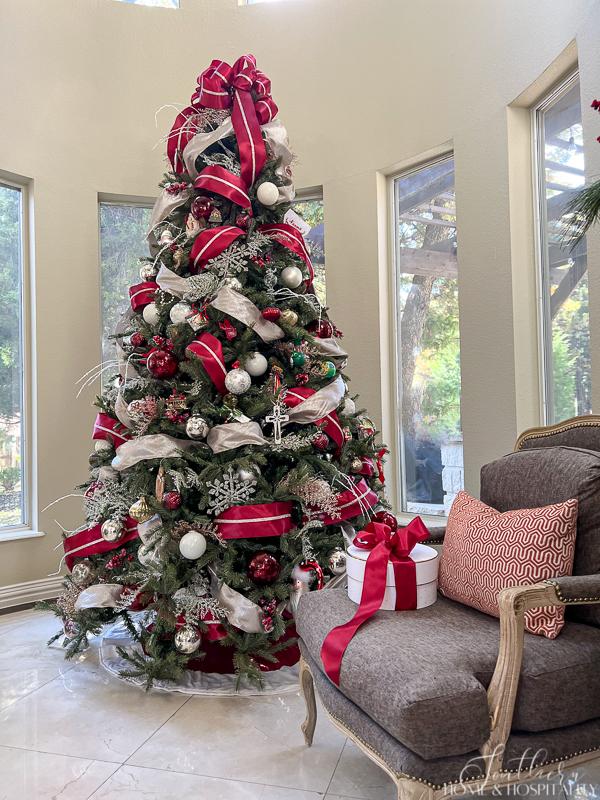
[544,575,600,604]
[426,525,446,543]
[482,582,561,766]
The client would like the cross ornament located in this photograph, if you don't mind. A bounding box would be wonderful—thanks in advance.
[265,400,290,444]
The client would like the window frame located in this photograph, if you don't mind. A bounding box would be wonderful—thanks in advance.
[532,70,586,425]
[389,152,460,523]
[0,175,35,542]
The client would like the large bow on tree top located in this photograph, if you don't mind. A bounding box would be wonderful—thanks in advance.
[190,55,278,189]
[320,517,429,685]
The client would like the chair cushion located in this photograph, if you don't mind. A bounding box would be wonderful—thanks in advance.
[296,588,600,760]
[439,490,578,638]
[480,447,600,626]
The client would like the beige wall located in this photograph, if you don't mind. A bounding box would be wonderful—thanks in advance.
[0,0,598,587]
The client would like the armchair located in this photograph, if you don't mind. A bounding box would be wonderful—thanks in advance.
[296,415,600,799]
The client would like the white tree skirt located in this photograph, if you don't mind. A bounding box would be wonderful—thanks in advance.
[99,618,300,696]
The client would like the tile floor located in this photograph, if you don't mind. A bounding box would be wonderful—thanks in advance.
[0,608,598,800]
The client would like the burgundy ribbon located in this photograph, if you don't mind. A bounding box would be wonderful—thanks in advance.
[166,105,201,175]
[258,223,315,284]
[194,166,253,213]
[215,501,293,539]
[64,517,139,571]
[186,332,227,394]
[320,517,429,685]
[189,225,244,270]
[192,55,278,188]
[129,281,158,312]
[282,386,343,450]
[92,413,130,448]
[319,478,379,525]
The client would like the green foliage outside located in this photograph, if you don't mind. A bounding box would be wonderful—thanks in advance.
[0,466,21,492]
[0,186,22,421]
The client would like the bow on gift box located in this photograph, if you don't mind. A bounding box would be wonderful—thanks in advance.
[320,517,429,686]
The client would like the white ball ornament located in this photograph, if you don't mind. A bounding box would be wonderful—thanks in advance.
[185,415,210,439]
[174,625,202,654]
[256,181,279,207]
[142,302,160,326]
[179,530,207,560]
[244,352,268,377]
[342,397,356,416]
[224,368,252,395]
[169,301,192,325]
[280,265,303,289]
[94,439,113,455]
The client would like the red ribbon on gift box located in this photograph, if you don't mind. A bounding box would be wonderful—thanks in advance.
[129,281,158,311]
[320,517,429,686]
[186,332,228,395]
[215,501,293,539]
[64,517,139,571]
[92,413,130,448]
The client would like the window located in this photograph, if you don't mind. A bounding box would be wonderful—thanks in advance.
[99,202,153,368]
[112,0,178,7]
[291,194,325,306]
[392,156,462,517]
[534,73,590,424]
[0,182,27,530]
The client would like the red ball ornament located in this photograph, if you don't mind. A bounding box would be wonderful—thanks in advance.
[162,490,182,511]
[296,372,310,385]
[235,213,251,230]
[248,552,281,584]
[130,332,146,349]
[191,196,213,220]
[147,349,178,379]
[308,319,335,339]
[262,307,281,322]
[312,432,329,450]
[373,510,398,531]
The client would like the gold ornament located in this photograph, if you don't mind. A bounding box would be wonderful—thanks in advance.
[129,496,153,523]
[223,394,238,409]
[155,466,166,503]
[209,208,222,224]
[350,457,363,473]
[172,247,185,269]
[280,309,299,326]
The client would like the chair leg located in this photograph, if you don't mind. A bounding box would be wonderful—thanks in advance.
[299,656,317,746]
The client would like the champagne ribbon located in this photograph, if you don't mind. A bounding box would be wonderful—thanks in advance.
[194,165,252,212]
[185,332,227,394]
[207,421,267,454]
[320,518,429,685]
[209,568,263,633]
[92,413,130,448]
[283,376,346,449]
[210,285,285,343]
[111,434,194,471]
[215,501,294,539]
[74,584,125,610]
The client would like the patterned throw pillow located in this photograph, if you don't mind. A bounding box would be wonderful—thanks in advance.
[439,490,578,638]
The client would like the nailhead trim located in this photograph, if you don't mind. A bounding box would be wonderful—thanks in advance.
[544,579,600,605]
[502,745,600,774]
[515,418,600,451]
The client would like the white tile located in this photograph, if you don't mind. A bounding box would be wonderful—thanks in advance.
[0,607,41,635]
[0,663,190,762]
[563,756,600,799]
[89,764,324,800]
[128,692,346,793]
[327,739,396,799]
[0,745,117,800]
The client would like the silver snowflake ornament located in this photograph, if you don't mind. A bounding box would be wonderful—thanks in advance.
[206,466,257,516]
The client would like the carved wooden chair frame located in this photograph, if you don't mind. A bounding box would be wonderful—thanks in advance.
[299,415,600,800]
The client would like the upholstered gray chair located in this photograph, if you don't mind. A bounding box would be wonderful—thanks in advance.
[296,415,600,800]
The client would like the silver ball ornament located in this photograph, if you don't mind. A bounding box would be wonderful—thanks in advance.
[328,548,347,576]
[342,397,356,415]
[256,181,279,207]
[169,301,192,325]
[244,352,268,377]
[224,276,243,291]
[280,266,303,289]
[142,302,160,326]
[137,543,162,567]
[139,263,158,281]
[100,519,122,543]
[71,560,94,587]
[236,465,260,482]
[179,530,207,560]
[94,439,113,455]
[174,624,202,654]
[185,415,210,439]
[224,368,251,395]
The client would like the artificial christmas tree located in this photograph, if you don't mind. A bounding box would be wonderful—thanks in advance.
[44,54,387,687]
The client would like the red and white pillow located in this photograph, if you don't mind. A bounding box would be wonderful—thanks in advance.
[439,491,578,638]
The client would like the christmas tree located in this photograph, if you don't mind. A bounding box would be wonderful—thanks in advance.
[45,55,388,687]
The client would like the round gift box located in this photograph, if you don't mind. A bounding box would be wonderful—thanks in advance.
[346,542,439,610]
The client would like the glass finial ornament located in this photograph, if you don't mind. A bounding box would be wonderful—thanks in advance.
[129,496,153,523]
